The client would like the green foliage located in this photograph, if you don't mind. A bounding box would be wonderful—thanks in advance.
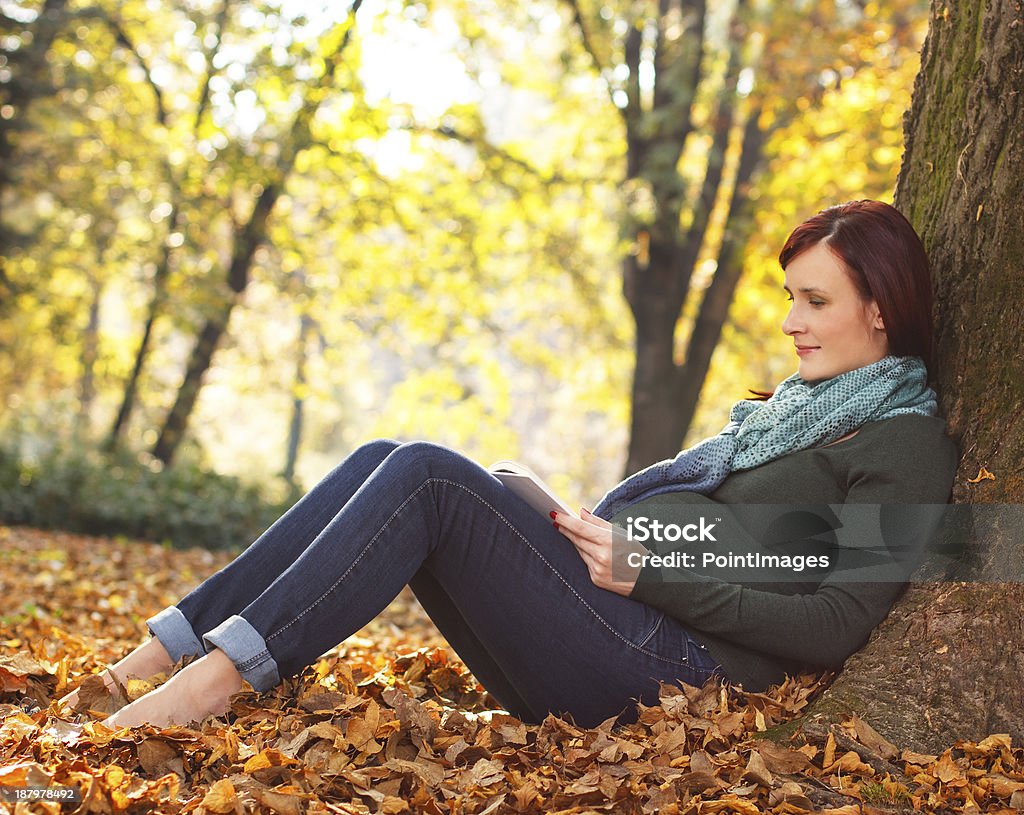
[0,434,296,552]
[859,779,913,807]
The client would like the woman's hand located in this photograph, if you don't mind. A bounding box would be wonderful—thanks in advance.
[552,507,647,597]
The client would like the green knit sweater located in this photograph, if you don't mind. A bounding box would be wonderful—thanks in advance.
[626,414,958,692]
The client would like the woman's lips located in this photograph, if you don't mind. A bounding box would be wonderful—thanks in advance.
[796,346,820,356]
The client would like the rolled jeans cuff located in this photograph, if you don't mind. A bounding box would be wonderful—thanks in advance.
[146,606,205,663]
[201,614,281,693]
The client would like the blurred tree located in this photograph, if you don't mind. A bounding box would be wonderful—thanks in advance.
[0,0,69,306]
[104,0,232,451]
[558,0,926,473]
[151,0,366,464]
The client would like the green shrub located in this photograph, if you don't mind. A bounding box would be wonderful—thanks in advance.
[0,436,299,551]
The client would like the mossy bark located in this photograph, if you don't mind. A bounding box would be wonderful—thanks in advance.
[791,0,1024,753]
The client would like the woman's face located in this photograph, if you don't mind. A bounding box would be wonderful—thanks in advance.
[781,240,889,383]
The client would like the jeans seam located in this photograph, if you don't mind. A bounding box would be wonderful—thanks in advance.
[236,651,272,669]
[635,611,665,650]
[266,477,695,668]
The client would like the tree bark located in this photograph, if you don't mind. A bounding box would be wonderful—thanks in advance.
[796,0,1024,753]
[620,0,742,476]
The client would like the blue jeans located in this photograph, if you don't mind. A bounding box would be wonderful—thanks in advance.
[146,440,722,727]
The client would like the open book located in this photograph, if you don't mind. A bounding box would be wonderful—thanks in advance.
[489,460,578,520]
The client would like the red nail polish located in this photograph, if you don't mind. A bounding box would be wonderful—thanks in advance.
[553,522,559,530]
[549,511,557,519]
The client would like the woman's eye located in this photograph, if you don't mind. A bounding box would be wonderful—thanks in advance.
[810,300,825,307]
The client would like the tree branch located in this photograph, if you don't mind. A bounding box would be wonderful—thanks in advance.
[677,0,747,281]
[192,0,232,134]
[435,123,566,184]
[560,0,622,118]
[397,120,595,190]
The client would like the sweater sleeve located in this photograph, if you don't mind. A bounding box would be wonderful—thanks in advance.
[627,429,957,668]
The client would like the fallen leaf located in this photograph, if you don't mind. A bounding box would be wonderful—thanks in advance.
[741,749,774,786]
[200,778,239,814]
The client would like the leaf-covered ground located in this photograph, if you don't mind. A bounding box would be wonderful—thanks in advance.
[1,526,1022,814]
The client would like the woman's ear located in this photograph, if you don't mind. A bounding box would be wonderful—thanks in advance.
[869,300,885,331]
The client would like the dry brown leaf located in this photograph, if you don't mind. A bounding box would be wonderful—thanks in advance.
[346,714,381,752]
[0,653,53,691]
[382,686,439,741]
[512,779,541,810]
[823,731,837,767]
[243,747,302,772]
[822,750,874,776]
[383,758,445,788]
[741,749,774,786]
[676,770,727,793]
[986,774,1024,797]
[253,788,307,815]
[689,749,716,774]
[901,747,939,766]
[756,741,812,773]
[768,780,814,810]
[137,737,184,777]
[975,733,1013,753]
[933,750,967,785]
[201,778,240,814]
[846,714,899,760]
[463,757,505,788]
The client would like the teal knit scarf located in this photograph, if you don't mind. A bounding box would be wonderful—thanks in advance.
[593,355,938,520]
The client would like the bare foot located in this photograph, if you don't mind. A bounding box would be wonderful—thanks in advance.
[102,648,244,729]
[57,637,174,714]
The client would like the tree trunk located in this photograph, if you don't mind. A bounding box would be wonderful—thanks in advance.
[77,272,104,437]
[105,204,178,450]
[797,0,1024,753]
[152,184,281,465]
[621,0,744,475]
[675,106,767,438]
[105,1,228,448]
[283,292,314,487]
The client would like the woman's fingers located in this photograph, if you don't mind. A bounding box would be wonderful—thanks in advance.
[550,510,606,543]
[580,507,611,529]
[551,510,637,596]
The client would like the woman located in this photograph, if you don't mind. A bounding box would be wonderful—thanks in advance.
[57,199,957,730]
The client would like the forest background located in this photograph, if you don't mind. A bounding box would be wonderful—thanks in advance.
[0,0,928,549]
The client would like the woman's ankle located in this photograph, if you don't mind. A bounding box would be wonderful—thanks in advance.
[109,637,175,680]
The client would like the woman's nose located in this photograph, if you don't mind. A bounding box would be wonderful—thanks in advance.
[782,306,802,336]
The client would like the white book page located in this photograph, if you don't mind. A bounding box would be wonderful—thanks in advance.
[489,461,577,519]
